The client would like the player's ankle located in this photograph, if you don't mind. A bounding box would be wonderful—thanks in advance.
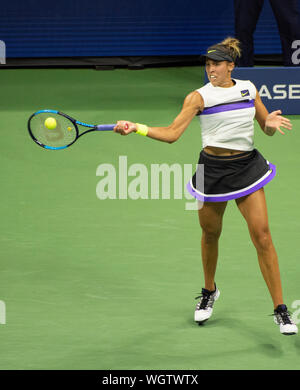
[204,282,216,292]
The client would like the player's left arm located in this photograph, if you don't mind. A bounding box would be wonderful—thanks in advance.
[254,88,292,136]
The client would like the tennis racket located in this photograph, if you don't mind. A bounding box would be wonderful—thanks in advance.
[27,109,117,150]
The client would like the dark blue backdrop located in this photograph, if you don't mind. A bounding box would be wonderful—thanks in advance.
[0,0,295,58]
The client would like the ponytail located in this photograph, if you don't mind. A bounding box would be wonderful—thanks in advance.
[219,37,242,62]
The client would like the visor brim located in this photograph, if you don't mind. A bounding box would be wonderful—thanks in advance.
[202,52,234,62]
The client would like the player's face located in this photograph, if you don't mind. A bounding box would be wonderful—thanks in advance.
[205,59,234,87]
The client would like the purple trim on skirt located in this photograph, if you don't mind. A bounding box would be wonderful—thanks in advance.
[187,162,276,202]
[201,100,254,115]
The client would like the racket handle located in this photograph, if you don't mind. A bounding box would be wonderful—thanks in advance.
[96,124,116,131]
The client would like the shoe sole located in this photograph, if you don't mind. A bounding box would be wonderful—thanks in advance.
[197,319,208,326]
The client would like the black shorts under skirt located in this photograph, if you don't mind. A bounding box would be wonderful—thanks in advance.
[186,148,276,202]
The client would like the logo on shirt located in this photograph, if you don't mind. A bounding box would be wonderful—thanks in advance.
[241,89,250,97]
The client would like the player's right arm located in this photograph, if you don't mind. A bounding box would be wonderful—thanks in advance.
[114,91,204,143]
[254,87,292,136]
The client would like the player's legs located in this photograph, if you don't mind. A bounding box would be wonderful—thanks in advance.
[235,188,283,308]
[198,201,228,291]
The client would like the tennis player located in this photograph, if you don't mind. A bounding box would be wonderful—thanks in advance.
[114,37,298,335]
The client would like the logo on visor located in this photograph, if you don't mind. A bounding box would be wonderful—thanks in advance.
[241,90,250,97]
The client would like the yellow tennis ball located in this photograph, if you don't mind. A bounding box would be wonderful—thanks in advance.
[44,117,57,130]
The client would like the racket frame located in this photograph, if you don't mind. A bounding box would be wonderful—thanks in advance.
[27,109,115,150]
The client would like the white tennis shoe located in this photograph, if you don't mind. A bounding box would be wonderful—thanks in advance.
[273,304,298,335]
[194,285,220,324]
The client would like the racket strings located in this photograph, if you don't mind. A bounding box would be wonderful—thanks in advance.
[29,113,77,148]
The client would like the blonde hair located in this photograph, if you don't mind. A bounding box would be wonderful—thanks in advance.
[209,37,242,62]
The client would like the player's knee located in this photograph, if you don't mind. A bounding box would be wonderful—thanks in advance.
[201,222,222,242]
[251,226,272,252]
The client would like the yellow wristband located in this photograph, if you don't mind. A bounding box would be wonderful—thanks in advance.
[135,123,149,136]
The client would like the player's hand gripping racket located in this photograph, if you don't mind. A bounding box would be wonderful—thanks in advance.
[27,109,119,150]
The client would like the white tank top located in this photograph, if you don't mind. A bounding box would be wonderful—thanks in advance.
[196,79,257,151]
